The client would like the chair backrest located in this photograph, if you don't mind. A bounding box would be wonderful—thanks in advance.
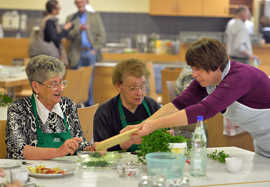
[166,80,178,101]
[161,68,182,105]
[78,104,99,143]
[80,66,93,103]
[62,67,84,104]
[0,120,7,158]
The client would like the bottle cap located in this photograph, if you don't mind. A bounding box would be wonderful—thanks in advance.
[197,115,204,121]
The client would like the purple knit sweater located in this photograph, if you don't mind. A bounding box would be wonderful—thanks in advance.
[172,61,270,124]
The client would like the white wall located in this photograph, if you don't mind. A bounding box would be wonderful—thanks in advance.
[0,0,149,24]
[58,0,149,24]
[0,0,46,10]
[91,0,149,13]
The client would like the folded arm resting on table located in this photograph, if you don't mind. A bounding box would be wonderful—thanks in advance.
[121,103,188,136]
[23,137,82,160]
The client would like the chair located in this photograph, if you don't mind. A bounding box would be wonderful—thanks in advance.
[78,104,99,143]
[161,68,182,105]
[93,66,118,104]
[0,120,7,158]
[79,66,93,103]
[62,67,84,104]
[166,80,178,101]
[206,113,254,151]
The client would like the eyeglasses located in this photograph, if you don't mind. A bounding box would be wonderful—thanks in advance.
[125,85,146,92]
[37,80,68,90]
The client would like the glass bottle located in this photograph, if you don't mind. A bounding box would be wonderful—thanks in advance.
[190,115,207,177]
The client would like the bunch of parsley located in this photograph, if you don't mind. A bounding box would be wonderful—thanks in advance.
[207,150,230,163]
[137,129,187,162]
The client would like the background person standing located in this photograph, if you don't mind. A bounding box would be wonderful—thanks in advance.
[66,0,106,106]
[225,5,254,64]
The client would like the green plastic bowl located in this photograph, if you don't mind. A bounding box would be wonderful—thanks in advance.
[146,152,186,179]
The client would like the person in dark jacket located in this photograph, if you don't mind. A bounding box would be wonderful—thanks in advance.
[93,59,160,152]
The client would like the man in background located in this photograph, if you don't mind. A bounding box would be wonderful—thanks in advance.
[66,0,106,106]
[225,5,254,64]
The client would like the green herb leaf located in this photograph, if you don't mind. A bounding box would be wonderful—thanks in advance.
[137,129,187,162]
[207,150,229,163]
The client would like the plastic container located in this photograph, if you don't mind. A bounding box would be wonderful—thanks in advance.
[169,143,187,154]
[146,152,186,179]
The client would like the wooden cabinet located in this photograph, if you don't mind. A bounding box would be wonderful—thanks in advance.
[150,0,229,17]
[177,0,202,16]
[150,0,202,16]
[203,0,229,17]
[150,0,178,16]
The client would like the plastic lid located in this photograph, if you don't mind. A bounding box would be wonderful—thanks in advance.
[197,115,204,121]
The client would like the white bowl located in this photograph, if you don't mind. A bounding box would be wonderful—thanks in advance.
[169,143,187,154]
[11,168,29,184]
[225,157,243,173]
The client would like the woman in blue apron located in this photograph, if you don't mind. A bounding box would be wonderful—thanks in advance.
[93,59,160,151]
[6,55,92,160]
[122,38,270,157]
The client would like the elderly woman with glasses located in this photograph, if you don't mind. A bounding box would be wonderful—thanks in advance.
[6,55,93,160]
[93,58,160,152]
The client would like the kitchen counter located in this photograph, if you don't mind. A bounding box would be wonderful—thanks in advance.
[103,52,185,64]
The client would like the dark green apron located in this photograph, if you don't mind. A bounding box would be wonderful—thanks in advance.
[31,94,72,148]
[118,97,151,152]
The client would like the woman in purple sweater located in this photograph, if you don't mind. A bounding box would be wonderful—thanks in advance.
[122,38,270,157]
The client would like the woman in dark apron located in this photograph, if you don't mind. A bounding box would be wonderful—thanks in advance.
[93,59,160,152]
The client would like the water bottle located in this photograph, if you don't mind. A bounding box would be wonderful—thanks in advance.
[190,115,207,177]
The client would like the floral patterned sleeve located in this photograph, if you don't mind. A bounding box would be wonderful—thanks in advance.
[62,97,90,150]
[6,99,31,159]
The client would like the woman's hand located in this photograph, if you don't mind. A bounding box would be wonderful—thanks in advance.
[136,120,156,137]
[121,121,156,138]
[120,134,142,150]
[59,137,82,156]
[64,22,72,30]
[84,142,106,155]
[0,168,5,177]
[0,169,22,187]
[4,180,22,187]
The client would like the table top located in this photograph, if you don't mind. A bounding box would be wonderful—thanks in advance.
[0,147,270,187]
[0,65,28,88]
[189,147,270,187]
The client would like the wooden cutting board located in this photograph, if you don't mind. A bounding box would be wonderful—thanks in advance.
[95,127,139,151]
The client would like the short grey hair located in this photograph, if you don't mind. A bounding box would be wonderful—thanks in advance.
[26,55,66,84]
[235,5,248,15]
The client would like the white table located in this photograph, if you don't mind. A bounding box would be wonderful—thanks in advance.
[188,147,270,187]
[0,65,28,98]
[1,147,270,187]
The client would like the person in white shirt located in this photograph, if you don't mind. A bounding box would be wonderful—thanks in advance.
[225,5,255,64]
[245,19,254,35]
